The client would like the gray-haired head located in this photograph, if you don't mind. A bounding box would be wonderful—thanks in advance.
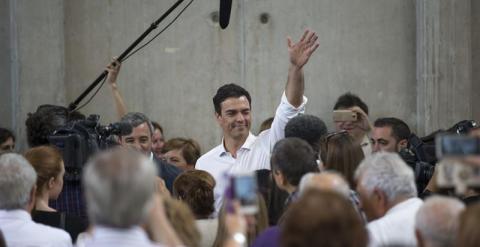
[83,147,157,228]
[299,171,350,198]
[415,196,465,247]
[354,152,417,203]
[120,112,153,136]
[0,153,37,210]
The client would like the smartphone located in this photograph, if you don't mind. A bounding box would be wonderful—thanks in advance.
[333,110,357,122]
[231,171,258,215]
[435,135,480,159]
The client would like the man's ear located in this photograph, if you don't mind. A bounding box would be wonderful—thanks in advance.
[415,229,425,247]
[397,139,408,150]
[372,188,388,216]
[215,112,222,123]
[27,185,37,213]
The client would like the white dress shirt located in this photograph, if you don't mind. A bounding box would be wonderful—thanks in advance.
[82,226,164,247]
[196,92,307,211]
[0,209,72,247]
[367,197,423,247]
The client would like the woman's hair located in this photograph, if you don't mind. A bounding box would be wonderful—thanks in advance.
[213,194,269,247]
[151,121,164,134]
[456,203,480,247]
[162,197,201,247]
[320,132,364,188]
[281,189,368,247]
[162,138,201,166]
[173,171,215,219]
[24,146,63,196]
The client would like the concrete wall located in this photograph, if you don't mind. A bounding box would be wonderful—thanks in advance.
[0,0,13,129]
[473,0,480,122]
[6,0,66,151]
[5,0,476,153]
[62,0,416,152]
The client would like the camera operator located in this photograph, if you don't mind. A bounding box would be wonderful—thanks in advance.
[370,117,435,195]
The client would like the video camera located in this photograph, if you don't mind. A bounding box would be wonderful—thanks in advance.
[399,120,478,194]
[48,114,132,181]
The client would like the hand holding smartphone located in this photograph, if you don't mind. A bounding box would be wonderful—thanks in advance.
[333,110,358,122]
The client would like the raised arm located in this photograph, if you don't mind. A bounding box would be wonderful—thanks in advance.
[285,29,319,107]
[106,58,128,119]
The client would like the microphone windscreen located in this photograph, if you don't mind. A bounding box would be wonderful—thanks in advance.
[219,0,232,29]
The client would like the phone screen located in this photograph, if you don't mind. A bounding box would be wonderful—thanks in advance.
[437,135,480,158]
[233,174,258,214]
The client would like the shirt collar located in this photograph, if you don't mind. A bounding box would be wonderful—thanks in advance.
[0,209,32,221]
[219,132,256,157]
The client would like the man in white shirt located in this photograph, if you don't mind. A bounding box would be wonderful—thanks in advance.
[0,153,72,247]
[354,152,423,247]
[81,147,182,247]
[196,29,319,211]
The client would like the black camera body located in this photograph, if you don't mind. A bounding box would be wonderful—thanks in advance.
[48,115,131,181]
[399,146,435,194]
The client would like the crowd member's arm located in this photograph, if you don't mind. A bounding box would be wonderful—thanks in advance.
[106,58,128,119]
[223,201,247,247]
[350,106,373,133]
[263,29,319,153]
[285,29,319,107]
[146,195,183,246]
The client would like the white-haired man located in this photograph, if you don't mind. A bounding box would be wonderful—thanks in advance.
[415,196,465,247]
[82,147,181,247]
[355,152,423,247]
[0,153,72,246]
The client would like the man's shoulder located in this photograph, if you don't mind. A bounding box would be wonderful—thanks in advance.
[29,221,72,245]
[196,144,224,168]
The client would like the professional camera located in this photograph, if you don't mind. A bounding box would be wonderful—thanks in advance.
[398,135,435,194]
[48,114,132,181]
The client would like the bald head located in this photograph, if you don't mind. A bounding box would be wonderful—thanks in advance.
[415,196,465,247]
[299,172,350,198]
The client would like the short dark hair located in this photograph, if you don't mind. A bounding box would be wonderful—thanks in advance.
[374,117,411,142]
[0,128,15,144]
[333,92,369,115]
[120,112,153,136]
[285,114,327,154]
[25,104,85,147]
[213,83,252,115]
[271,137,319,186]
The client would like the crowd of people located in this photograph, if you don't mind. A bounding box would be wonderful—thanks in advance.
[0,28,479,247]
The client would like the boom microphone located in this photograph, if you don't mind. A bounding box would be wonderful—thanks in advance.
[219,0,232,29]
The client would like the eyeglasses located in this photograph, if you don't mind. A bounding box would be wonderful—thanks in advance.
[321,130,349,152]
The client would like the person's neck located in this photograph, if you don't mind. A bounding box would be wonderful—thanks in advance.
[223,135,248,158]
[35,191,56,212]
[386,196,412,212]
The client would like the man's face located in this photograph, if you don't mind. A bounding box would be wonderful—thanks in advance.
[151,128,165,158]
[164,149,192,171]
[120,123,152,156]
[334,107,366,143]
[216,96,251,140]
[371,126,401,153]
[0,137,14,154]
